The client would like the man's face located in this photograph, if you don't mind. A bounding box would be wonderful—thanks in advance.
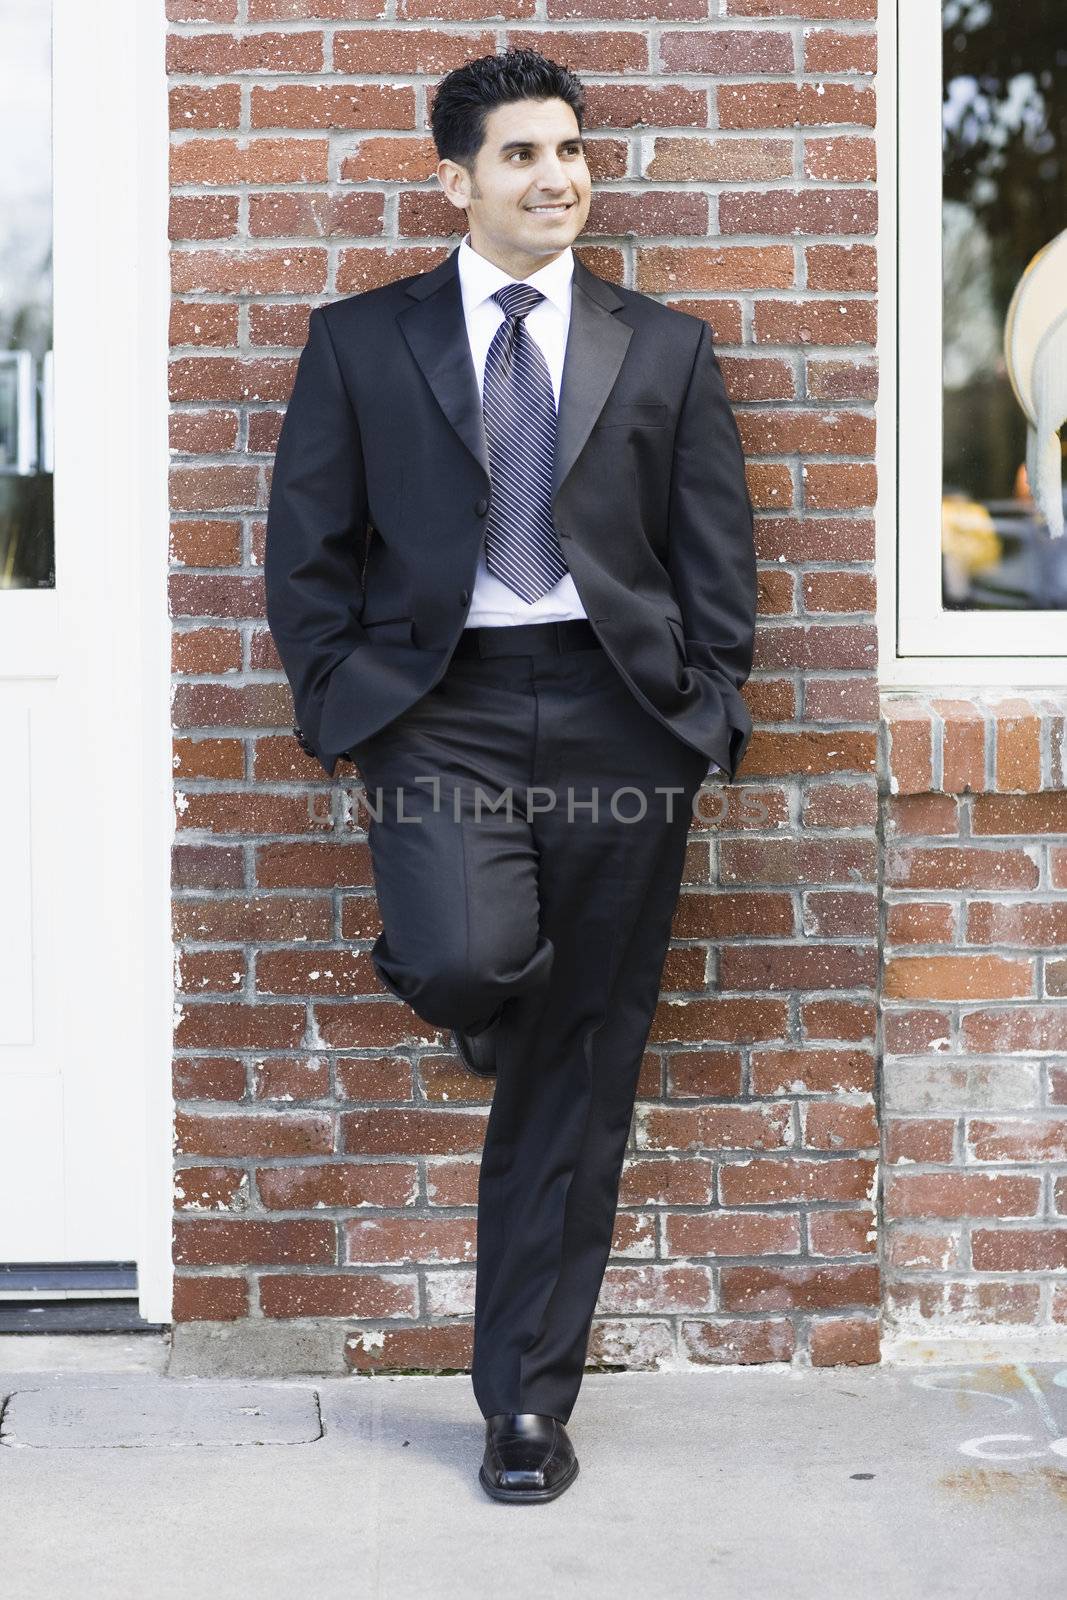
[437,96,592,278]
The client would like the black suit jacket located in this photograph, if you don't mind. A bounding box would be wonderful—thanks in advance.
[265,245,757,780]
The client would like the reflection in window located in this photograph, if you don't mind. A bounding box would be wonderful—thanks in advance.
[942,0,1067,610]
[0,0,53,590]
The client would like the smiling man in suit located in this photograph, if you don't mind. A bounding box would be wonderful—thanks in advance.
[265,49,756,1504]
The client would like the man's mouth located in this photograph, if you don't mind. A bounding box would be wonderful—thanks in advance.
[525,202,575,215]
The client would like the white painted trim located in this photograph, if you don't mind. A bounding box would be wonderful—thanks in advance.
[130,0,175,1328]
[0,592,58,677]
[878,0,1067,684]
[51,0,174,1319]
[875,0,900,685]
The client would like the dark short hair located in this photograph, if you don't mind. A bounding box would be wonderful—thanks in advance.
[429,48,586,172]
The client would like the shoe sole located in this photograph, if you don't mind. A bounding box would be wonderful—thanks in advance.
[451,1029,497,1079]
[478,1458,579,1503]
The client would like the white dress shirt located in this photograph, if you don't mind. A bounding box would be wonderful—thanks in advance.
[456,232,588,628]
[455,235,721,775]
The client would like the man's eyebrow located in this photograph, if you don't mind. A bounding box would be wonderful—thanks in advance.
[497,136,586,154]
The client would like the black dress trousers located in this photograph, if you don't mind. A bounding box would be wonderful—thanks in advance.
[348,619,709,1423]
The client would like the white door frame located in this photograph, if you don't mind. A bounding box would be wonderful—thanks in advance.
[49,0,173,1320]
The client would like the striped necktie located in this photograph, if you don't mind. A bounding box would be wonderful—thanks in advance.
[480,282,570,603]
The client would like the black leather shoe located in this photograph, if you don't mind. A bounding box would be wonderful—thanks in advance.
[479,1412,579,1503]
[451,1008,502,1079]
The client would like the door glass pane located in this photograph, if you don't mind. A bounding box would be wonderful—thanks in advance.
[0,0,53,590]
[941,0,1067,610]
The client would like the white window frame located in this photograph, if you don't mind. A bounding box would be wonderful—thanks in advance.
[878,0,1067,686]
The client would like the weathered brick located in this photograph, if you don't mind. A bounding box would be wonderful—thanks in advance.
[719,1157,875,1207]
[802,890,878,938]
[801,999,876,1043]
[680,1318,796,1364]
[936,699,987,794]
[809,1316,880,1365]
[755,299,877,349]
[962,1008,1067,1054]
[726,0,876,16]
[966,1120,1067,1163]
[887,1172,1041,1220]
[719,1264,880,1312]
[664,1210,800,1259]
[885,845,1039,892]
[174,1166,248,1212]
[803,1100,878,1151]
[801,780,878,829]
[970,1229,1067,1272]
[886,901,956,946]
[884,1118,956,1165]
[637,1103,792,1153]
[344,1325,473,1374]
[718,82,874,132]
[886,1227,961,1272]
[647,139,793,187]
[174,1218,334,1266]
[175,1107,329,1158]
[638,247,770,306]
[618,1157,716,1207]
[597,1265,714,1315]
[260,1274,417,1319]
[809,1209,877,1258]
[171,1275,248,1322]
[720,943,877,992]
[803,27,877,75]
[972,793,1067,834]
[993,700,1042,793]
[885,794,959,836]
[341,1109,487,1157]
[750,1048,874,1096]
[965,900,1067,947]
[883,955,1034,1003]
[887,1280,1041,1325]
[344,1217,476,1266]
[884,704,933,795]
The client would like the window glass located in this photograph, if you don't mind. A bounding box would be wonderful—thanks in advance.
[942,0,1067,610]
[0,0,53,590]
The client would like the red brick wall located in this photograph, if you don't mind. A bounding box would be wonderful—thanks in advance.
[882,693,1067,1336]
[167,0,885,1372]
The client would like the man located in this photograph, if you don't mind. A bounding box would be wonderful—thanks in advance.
[265,49,756,1504]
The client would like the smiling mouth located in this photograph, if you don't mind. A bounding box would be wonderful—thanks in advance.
[525,202,575,214]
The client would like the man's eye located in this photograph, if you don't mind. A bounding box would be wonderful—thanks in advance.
[510,148,582,160]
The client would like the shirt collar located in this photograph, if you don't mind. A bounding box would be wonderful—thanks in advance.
[457,231,573,316]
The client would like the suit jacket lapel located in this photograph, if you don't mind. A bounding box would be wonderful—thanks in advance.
[396,245,633,504]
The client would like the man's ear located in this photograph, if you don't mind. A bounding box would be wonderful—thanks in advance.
[436,159,470,213]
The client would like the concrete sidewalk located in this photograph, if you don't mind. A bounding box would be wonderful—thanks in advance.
[1,1336,1065,1599]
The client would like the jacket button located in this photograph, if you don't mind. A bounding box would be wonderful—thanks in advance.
[459,589,470,605]
[475,498,489,515]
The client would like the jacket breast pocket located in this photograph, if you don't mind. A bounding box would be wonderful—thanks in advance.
[594,402,668,429]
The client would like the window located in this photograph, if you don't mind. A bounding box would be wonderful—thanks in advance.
[0,0,53,590]
[892,0,1067,674]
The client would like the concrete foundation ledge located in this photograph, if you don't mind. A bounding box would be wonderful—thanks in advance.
[882,1330,1067,1365]
[167,1320,351,1378]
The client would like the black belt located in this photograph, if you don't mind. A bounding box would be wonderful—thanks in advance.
[452,619,601,658]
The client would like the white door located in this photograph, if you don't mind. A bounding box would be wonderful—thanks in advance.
[0,0,172,1317]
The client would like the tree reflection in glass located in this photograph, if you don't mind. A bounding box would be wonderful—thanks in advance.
[941,0,1067,610]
